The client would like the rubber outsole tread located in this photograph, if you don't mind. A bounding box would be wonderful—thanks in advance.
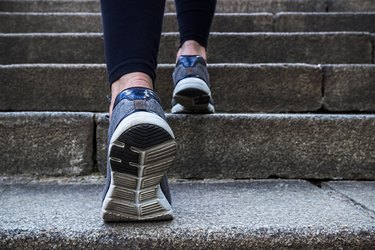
[102,122,176,222]
[172,81,215,114]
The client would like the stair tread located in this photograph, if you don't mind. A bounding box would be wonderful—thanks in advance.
[0,179,374,248]
[1,32,373,64]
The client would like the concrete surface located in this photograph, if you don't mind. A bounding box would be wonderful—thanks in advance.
[326,0,375,11]
[1,0,374,13]
[0,112,94,176]
[0,0,101,12]
[323,64,375,111]
[0,12,103,33]
[96,113,375,179]
[3,64,375,112]
[0,63,323,112]
[0,0,328,13]
[0,32,372,64]
[323,181,375,213]
[0,179,374,249]
[157,64,323,112]
[275,12,375,32]
[2,12,375,33]
[0,64,109,112]
[0,13,274,33]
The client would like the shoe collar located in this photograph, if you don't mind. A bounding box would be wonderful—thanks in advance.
[113,87,161,109]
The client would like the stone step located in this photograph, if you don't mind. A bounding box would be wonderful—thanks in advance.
[1,112,375,179]
[0,12,272,33]
[1,64,375,113]
[1,0,375,13]
[1,12,375,33]
[1,32,373,64]
[275,12,375,32]
[0,178,374,248]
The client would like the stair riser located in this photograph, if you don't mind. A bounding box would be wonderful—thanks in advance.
[324,65,375,111]
[0,64,375,113]
[2,0,375,12]
[0,112,94,176]
[1,33,373,64]
[0,13,273,33]
[2,13,375,33]
[96,114,375,180]
[275,13,375,32]
[326,0,375,12]
[2,0,375,13]
[2,64,374,112]
[2,112,375,179]
[0,0,329,13]
[0,64,323,112]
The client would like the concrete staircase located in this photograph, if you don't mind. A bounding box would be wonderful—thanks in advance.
[0,0,374,248]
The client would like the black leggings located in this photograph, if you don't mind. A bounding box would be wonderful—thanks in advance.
[100,0,217,85]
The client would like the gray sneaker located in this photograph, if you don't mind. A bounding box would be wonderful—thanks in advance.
[101,87,177,222]
[172,55,215,114]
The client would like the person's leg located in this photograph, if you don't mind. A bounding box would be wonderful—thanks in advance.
[100,0,165,116]
[100,0,177,222]
[172,0,217,114]
[175,0,217,60]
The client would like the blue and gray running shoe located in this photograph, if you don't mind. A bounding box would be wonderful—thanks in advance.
[172,55,215,114]
[101,87,177,222]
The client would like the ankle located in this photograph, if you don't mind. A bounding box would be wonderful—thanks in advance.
[109,72,153,117]
[177,40,207,62]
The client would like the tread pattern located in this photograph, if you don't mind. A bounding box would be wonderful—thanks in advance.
[102,123,177,222]
[109,124,172,176]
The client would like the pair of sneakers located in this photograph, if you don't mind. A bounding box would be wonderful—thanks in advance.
[101,55,214,222]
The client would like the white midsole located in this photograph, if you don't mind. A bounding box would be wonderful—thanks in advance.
[110,111,175,145]
[173,77,211,97]
[171,103,215,114]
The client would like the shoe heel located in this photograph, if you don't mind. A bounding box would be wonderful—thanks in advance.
[102,112,177,222]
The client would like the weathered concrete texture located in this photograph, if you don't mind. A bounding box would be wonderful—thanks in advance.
[1,64,374,113]
[0,13,273,33]
[0,112,94,176]
[96,113,375,179]
[275,12,375,32]
[326,0,375,11]
[0,33,104,64]
[0,0,101,12]
[156,64,323,113]
[1,32,372,64]
[1,0,374,13]
[167,0,328,13]
[0,64,108,112]
[95,113,107,172]
[164,13,274,32]
[0,13,102,33]
[323,65,375,111]
[323,181,375,213]
[0,180,374,249]
[2,12,375,33]
[0,64,323,112]
[203,32,373,64]
[0,0,328,13]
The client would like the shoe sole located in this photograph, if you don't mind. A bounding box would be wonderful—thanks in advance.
[172,77,215,114]
[101,111,177,222]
